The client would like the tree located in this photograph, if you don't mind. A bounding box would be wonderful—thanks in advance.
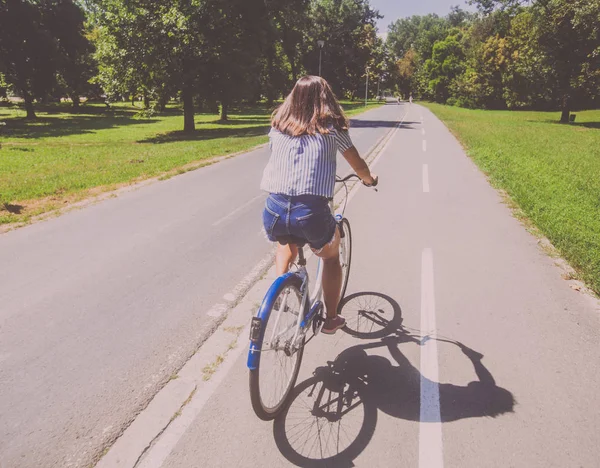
[91,0,212,132]
[470,0,600,121]
[424,30,466,103]
[0,0,94,117]
[387,14,450,63]
[302,0,382,98]
[201,0,269,120]
[0,0,58,118]
[43,0,96,110]
[265,0,310,87]
[396,48,418,98]
[386,13,453,98]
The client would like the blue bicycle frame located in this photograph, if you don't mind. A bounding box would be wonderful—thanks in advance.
[247,246,325,371]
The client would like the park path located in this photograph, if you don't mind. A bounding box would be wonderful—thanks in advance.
[107,103,600,468]
[0,103,399,468]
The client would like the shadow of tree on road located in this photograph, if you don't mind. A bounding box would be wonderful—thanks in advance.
[350,119,421,129]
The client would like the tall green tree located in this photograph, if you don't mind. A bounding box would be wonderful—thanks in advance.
[0,0,93,117]
[470,0,600,121]
[201,0,269,120]
[424,30,466,103]
[44,0,96,110]
[302,0,381,98]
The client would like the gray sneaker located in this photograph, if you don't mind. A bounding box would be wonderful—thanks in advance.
[322,315,346,335]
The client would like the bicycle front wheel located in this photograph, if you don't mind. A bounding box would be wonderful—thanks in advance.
[249,278,305,420]
[338,218,352,300]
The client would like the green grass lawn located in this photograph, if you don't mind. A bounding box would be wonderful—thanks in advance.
[423,103,600,296]
[0,99,382,225]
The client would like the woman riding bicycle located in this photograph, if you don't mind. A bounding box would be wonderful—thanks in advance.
[260,75,377,335]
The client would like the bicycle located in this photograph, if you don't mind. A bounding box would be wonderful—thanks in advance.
[247,173,377,420]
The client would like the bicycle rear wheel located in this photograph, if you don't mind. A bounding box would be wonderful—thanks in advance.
[338,218,352,301]
[249,278,305,420]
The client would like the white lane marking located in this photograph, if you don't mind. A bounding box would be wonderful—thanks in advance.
[212,194,263,227]
[422,140,427,152]
[422,128,426,136]
[419,248,444,468]
[137,322,252,468]
[422,164,430,193]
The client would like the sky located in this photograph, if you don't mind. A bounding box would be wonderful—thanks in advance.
[370,0,475,36]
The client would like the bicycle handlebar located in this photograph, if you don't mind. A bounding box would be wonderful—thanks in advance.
[336,173,379,187]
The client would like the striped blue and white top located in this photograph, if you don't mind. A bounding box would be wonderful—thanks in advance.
[260,127,354,198]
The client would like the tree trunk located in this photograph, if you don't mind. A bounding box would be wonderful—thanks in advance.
[560,93,570,123]
[220,96,229,121]
[182,86,195,133]
[131,95,136,106]
[22,89,36,119]
[157,93,168,112]
[281,27,298,82]
[266,44,276,106]
[143,91,150,109]
[71,94,80,112]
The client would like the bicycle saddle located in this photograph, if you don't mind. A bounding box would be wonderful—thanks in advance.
[275,235,307,248]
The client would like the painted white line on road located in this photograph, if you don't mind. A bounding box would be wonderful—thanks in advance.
[212,194,263,227]
[423,140,427,152]
[137,322,252,468]
[422,164,430,193]
[422,128,426,136]
[419,248,444,468]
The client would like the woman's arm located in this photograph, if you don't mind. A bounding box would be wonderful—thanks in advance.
[342,146,378,186]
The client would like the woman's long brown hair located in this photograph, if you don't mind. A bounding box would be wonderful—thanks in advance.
[271,76,349,136]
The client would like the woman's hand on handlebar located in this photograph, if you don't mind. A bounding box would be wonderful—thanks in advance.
[362,174,378,187]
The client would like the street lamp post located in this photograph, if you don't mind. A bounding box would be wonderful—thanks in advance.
[365,66,370,107]
[317,40,325,76]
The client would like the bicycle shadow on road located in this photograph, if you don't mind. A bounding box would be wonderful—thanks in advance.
[273,292,515,467]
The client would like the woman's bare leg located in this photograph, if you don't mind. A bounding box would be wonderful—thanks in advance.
[275,243,298,276]
[314,227,341,318]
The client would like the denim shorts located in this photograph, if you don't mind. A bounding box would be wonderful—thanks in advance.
[263,193,337,250]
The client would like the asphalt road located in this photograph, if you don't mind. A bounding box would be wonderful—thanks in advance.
[127,103,600,467]
[0,103,401,468]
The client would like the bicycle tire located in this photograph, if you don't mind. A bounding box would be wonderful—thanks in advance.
[273,366,378,466]
[339,218,352,301]
[249,276,305,420]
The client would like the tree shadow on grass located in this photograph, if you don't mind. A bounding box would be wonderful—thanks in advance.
[571,122,600,130]
[138,125,270,144]
[1,114,157,139]
[531,119,600,130]
[196,118,270,126]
